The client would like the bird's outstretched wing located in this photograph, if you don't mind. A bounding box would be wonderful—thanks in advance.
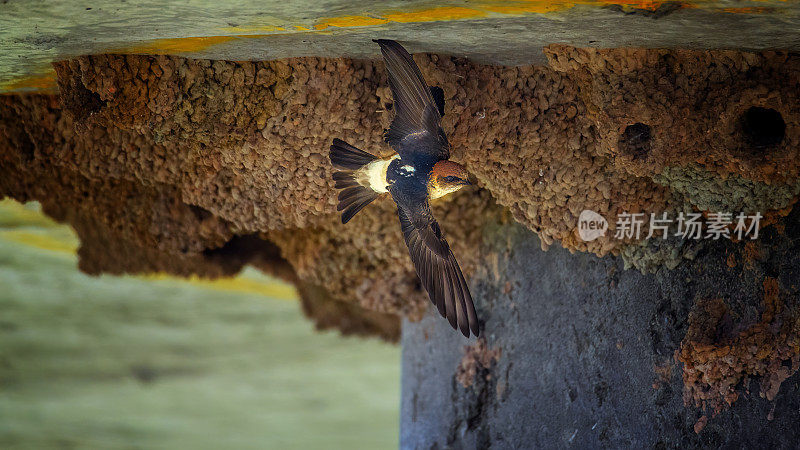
[389,182,479,337]
[375,39,450,165]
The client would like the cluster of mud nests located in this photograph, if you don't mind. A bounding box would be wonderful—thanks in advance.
[1,46,799,356]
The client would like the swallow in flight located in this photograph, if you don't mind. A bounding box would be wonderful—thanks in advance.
[329,39,479,337]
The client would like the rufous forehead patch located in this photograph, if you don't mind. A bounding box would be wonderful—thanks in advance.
[432,160,468,178]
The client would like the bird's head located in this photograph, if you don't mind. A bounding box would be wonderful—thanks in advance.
[428,161,471,200]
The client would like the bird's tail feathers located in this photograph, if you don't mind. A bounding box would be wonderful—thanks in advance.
[330,138,378,170]
[329,139,380,224]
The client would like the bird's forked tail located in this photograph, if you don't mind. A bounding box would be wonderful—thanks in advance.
[329,138,380,224]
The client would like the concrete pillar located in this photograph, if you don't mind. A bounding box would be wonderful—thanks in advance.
[401,214,800,448]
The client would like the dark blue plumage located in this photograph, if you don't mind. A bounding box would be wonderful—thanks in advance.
[329,39,479,338]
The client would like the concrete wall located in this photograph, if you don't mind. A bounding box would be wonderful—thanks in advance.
[402,215,800,448]
[2,1,799,92]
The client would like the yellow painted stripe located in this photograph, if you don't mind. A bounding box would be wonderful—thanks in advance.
[314,15,389,30]
[0,201,296,301]
[142,272,298,300]
[0,230,77,254]
[0,200,63,228]
[0,228,298,301]
[242,1,783,33]
[0,70,57,95]
[219,25,287,33]
[382,6,488,23]
[116,36,239,55]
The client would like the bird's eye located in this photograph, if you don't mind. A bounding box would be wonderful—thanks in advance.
[444,176,459,182]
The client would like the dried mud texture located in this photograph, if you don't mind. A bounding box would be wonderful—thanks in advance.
[268,191,503,319]
[2,45,800,338]
[0,94,399,340]
[295,282,401,341]
[455,338,501,389]
[49,53,506,321]
[545,46,800,184]
[538,45,800,263]
[678,278,800,416]
[618,234,702,273]
[428,52,672,256]
[654,165,800,215]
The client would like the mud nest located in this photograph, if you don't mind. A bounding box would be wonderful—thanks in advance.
[2,45,800,341]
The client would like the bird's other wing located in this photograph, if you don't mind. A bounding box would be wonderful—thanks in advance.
[429,86,445,117]
[375,39,450,164]
[389,181,479,337]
